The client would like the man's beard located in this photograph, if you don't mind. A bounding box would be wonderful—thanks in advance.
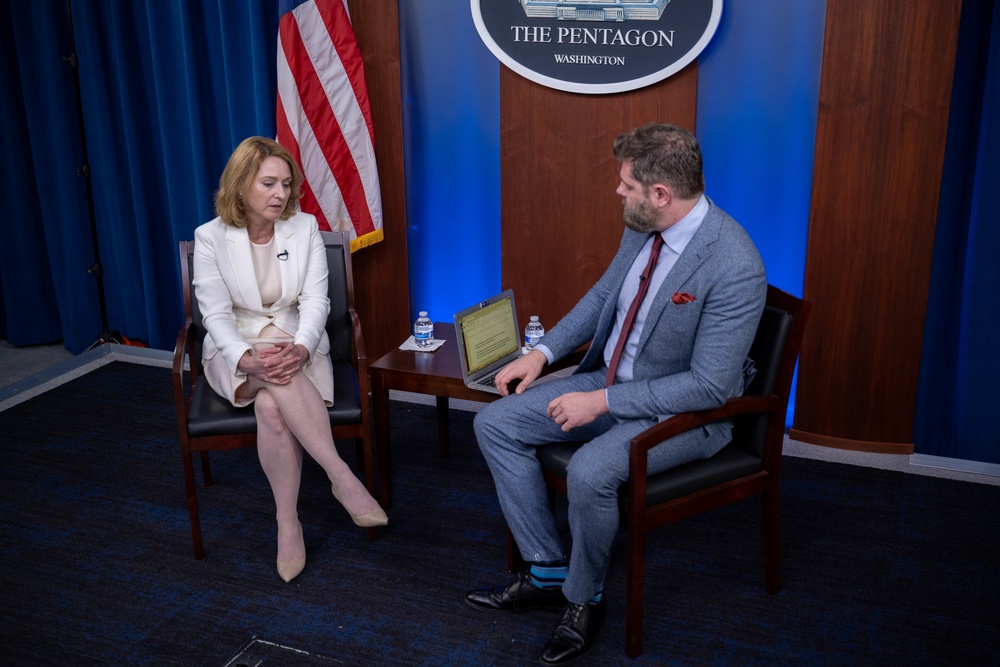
[623,197,658,233]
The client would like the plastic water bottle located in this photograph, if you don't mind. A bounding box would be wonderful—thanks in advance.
[414,311,434,348]
[524,315,544,351]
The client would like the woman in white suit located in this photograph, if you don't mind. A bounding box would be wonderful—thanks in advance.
[193,136,386,583]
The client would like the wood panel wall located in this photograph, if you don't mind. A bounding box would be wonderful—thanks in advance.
[499,66,698,332]
[352,1,966,453]
[790,0,963,453]
[345,0,410,361]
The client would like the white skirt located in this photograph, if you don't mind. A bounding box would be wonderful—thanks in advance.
[204,333,334,409]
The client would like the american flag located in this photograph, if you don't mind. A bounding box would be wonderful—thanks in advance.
[276,0,383,251]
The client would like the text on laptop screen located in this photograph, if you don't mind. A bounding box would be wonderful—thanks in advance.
[459,296,519,374]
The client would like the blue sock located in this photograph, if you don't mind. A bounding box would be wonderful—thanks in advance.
[529,560,568,590]
[589,589,603,605]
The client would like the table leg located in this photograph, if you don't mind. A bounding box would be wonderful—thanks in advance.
[436,395,450,457]
[371,380,393,509]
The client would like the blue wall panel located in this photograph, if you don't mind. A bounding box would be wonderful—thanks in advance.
[400,1,823,320]
[697,1,827,424]
[398,0,500,327]
[400,1,824,425]
[696,1,826,299]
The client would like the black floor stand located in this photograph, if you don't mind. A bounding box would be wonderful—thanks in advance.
[64,0,125,352]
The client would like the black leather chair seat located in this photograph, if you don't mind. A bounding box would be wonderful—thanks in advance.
[643,446,762,505]
[328,362,363,422]
[187,361,362,439]
[536,441,762,506]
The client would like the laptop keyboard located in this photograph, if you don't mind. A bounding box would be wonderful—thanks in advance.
[478,371,500,388]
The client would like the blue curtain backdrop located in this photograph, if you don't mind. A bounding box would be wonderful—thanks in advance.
[1,1,94,348]
[0,0,278,353]
[915,0,1000,465]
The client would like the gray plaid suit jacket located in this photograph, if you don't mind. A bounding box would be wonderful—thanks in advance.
[539,198,767,444]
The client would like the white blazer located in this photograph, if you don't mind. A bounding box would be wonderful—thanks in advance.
[192,211,331,375]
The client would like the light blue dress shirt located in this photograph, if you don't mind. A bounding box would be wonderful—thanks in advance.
[603,194,708,383]
[536,194,708,387]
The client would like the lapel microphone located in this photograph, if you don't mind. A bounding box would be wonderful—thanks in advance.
[277,250,289,261]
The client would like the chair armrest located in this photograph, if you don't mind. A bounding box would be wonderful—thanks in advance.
[172,324,189,377]
[626,395,782,513]
[630,395,781,456]
[172,323,192,427]
[347,306,369,397]
[348,306,366,365]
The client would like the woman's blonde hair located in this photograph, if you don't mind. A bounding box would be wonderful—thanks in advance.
[214,136,304,228]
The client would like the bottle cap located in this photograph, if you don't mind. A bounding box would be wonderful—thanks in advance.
[530,315,539,321]
[419,311,428,317]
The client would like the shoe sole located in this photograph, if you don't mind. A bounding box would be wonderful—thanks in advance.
[538,630,599,667]
[464,597,565,614]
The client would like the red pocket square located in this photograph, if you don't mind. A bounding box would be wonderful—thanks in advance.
[672,292,696,304]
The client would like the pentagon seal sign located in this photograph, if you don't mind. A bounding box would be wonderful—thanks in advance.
[471,0,723,94]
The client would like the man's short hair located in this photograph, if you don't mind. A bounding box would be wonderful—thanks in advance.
[613,123,705,200]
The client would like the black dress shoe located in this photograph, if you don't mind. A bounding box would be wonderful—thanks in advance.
[465,571,567,613]
[539,600,606,666]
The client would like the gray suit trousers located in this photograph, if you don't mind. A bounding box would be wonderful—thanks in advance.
[473,368,727,604]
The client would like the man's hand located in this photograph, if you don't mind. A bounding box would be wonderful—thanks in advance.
[547,390,609,432]
[495,349,547,397]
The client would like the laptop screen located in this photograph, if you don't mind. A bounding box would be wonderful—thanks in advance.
[458,294,520,375]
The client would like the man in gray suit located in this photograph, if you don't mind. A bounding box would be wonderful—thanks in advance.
[466,123,767,666]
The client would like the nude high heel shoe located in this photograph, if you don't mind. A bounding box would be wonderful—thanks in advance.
[276,522,306,583]
[277,556,306,583]
[331,484,388,527]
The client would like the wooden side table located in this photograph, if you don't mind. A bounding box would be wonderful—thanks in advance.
[369,322,498,508]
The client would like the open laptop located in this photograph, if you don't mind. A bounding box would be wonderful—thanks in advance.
[453,290,524,395]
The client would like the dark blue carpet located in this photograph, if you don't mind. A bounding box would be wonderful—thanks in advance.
[0,362,997,665]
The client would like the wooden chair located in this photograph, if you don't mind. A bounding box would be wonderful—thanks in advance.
[507,284,810,657]
[172,230,376,559]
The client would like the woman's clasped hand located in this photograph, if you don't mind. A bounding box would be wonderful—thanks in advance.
[239,342,310,386]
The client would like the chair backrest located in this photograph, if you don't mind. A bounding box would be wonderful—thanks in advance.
[732,285,810,459]
[179,240,207,366]
[322,230,356,363]
[179,229,357,368]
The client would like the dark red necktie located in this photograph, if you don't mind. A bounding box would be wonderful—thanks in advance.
[606,233,665,387]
